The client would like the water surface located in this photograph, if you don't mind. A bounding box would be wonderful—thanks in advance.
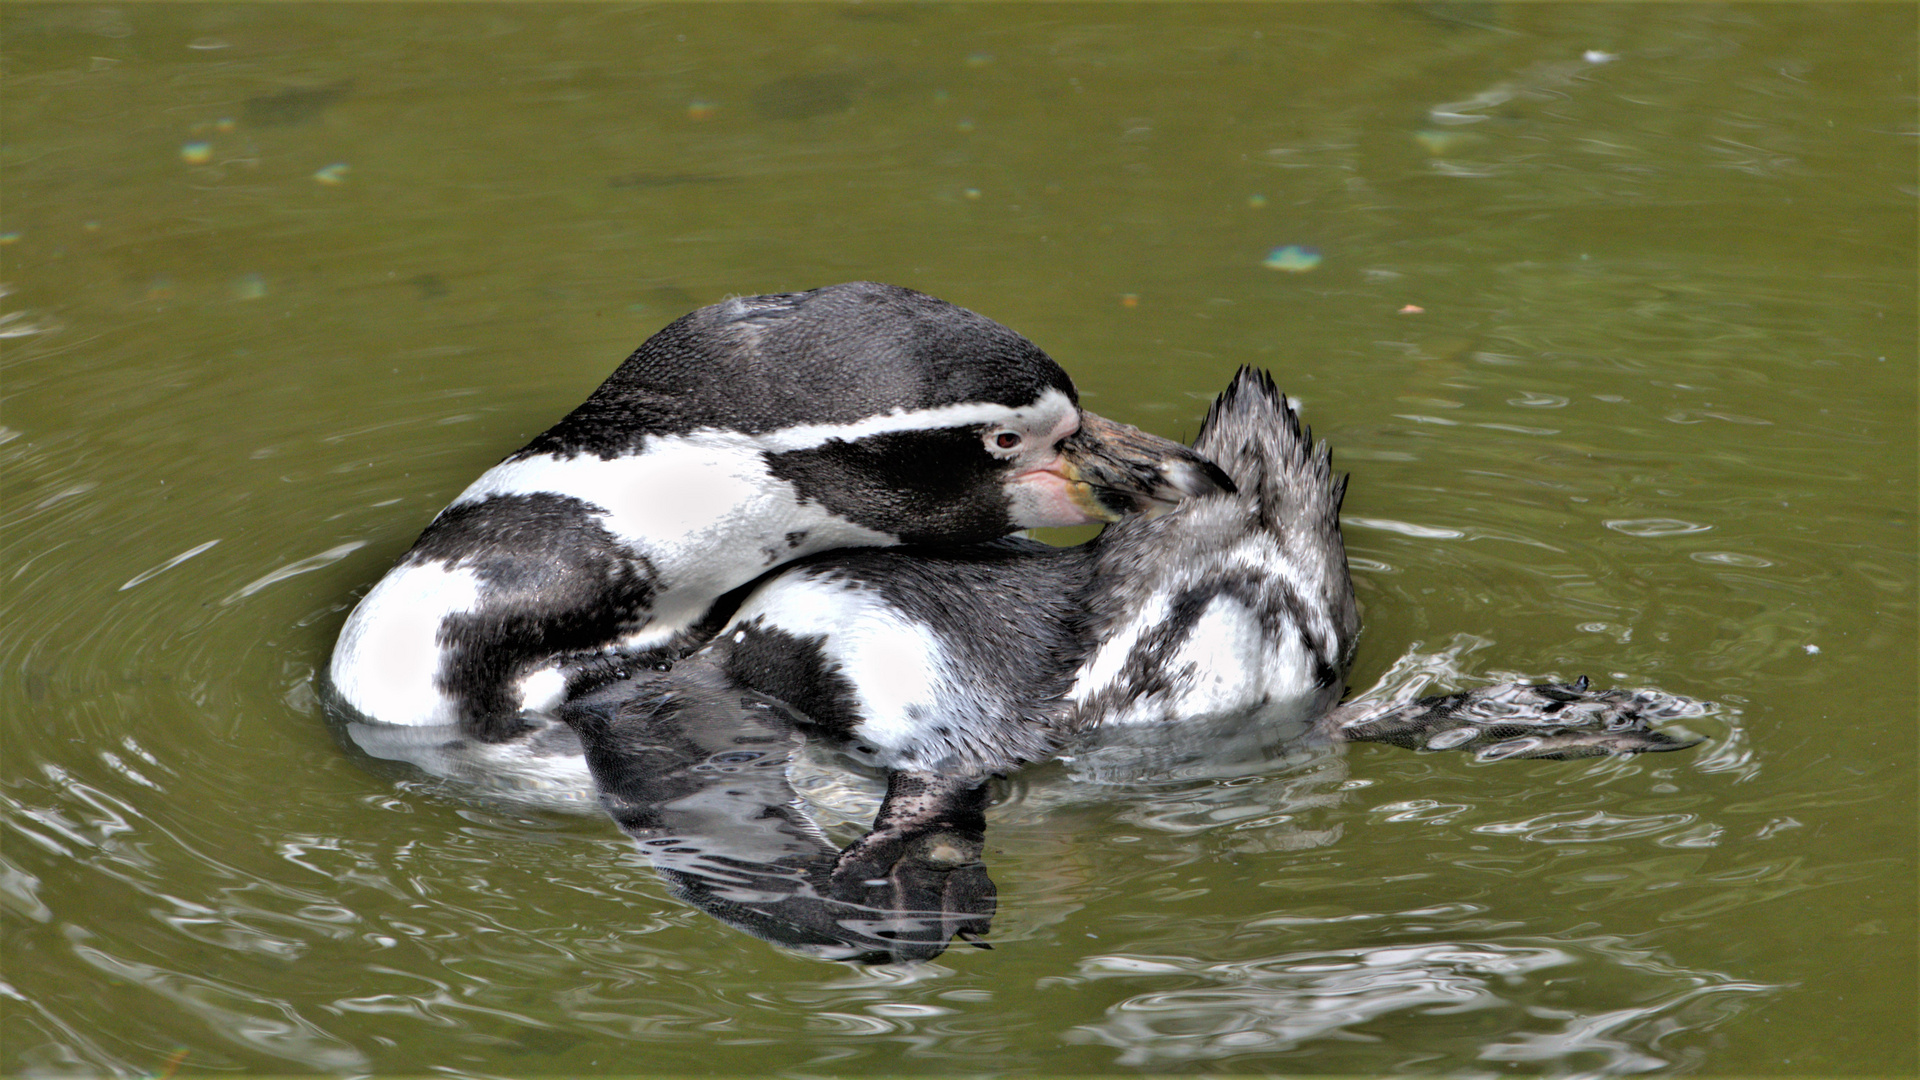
[3,4,1914,1075]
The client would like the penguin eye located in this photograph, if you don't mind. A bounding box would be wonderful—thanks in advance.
[990,430,1023,452]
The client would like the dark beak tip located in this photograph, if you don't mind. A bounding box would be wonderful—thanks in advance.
[1193,458,1237,496]
[1159,454,1236,499]
[1066,412,1236,503]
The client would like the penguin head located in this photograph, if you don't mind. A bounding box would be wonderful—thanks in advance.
[544,282,1231,543]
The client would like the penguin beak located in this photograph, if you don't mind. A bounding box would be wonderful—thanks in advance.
[1041,411,1236,523]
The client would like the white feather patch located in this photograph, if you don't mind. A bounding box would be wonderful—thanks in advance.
[728,576,954,758]
[1066,592,1171,707]
[330,561,482,726]
[754,388,1075,453]
[452,431,897,635]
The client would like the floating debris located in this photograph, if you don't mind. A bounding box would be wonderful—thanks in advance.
[312,163,350,185]
[180,141,213,165]
[1399,304,1425,314]
[1119,294,1139,308]
[1263,245,1321,272]
[1583,49,1617,64]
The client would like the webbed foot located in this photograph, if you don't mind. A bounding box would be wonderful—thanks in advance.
[567,665,998,962]
[823,776,996,961]
[648,772,995,964]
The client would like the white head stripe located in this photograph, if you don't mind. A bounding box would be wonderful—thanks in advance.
[751,387,1076,452]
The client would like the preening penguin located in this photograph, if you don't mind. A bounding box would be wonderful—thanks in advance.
[566,368,1703,961]
[326,283,1229,741]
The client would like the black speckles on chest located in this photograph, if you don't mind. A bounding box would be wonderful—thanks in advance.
[1087,570,1343,714]
[759,530,815,568]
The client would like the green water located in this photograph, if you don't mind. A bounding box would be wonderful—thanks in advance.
[3,3,1913,1075]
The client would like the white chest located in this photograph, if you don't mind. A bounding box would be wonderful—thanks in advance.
[1068,535,1330,727]
[726,576,974,766]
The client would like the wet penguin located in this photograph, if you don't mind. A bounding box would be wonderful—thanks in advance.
[325,283,1229,741]
[579,367,1360,784]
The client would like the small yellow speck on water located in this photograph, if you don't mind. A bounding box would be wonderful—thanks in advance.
[180,141,213,165]
[152,1047,190,1080]
[1246,194,1267,209]
[687,101,718,120]
[312,163,350,185]
[963,188,982,200]
[1120,294,1139,308]
[0,232,20,246]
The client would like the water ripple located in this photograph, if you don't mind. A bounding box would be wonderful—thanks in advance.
[1060,934,1780,1071]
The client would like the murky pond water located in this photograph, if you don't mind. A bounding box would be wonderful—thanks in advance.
[3,4,1914,1075]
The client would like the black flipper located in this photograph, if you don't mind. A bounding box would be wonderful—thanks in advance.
[562,662,994,963]
[1325,677,1706,760]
